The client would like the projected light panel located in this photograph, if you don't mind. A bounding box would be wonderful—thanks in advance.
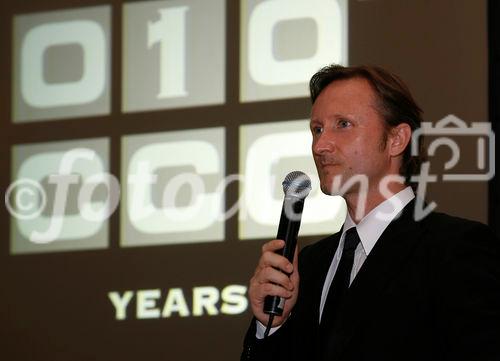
[9,1,350,252]
[121,127,225,247]
[239,120,346,240]
[10,138,110,254]
[240,0,348,102]
[122,0,226,112]
[12,6,111,123]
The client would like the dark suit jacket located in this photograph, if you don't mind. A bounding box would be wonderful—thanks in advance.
[241,201,500,361]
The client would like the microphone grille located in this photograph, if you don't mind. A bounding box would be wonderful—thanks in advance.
[282,171,312,198]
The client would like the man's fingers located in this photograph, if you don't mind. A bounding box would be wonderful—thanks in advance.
[258,240,294,275]
[259,251,293,273]
[257,267,294,291]
[248,241,300,327]
[252,281,293,300]
[262,239,285,253]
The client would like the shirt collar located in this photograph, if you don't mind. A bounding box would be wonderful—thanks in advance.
[341,186,415,255]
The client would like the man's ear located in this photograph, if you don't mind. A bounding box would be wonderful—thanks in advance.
[388,123,412,157]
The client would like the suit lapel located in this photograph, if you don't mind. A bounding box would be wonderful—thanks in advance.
[326,200,426,359]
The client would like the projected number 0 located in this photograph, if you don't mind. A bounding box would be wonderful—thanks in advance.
[21,20,106,108]
[148,6,188,99]
[247,0,342,86]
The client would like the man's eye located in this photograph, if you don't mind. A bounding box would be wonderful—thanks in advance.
[338,119,351,128]
[312,126,323,135]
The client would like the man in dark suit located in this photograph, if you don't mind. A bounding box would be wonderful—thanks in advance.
[241,64,500,361]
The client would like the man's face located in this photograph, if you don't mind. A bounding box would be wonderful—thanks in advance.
[310,77,393,196]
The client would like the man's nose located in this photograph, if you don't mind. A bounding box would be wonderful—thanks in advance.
[312,134,334,155]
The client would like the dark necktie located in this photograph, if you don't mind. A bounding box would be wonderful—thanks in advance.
[319,227,361,355]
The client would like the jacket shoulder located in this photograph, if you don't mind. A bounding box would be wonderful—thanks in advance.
[420,211,497,243]
[417,211,500,268]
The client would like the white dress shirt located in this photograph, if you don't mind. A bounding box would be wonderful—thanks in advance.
[256,186,415,338]
[319,186,415,321]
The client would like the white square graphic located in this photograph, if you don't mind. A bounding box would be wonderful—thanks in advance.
[122,0,226,112]
[240,0,348,102]
[10,138,110,254]
[239,120,345,240]
[121,127,226,247]
[13,6,111,122]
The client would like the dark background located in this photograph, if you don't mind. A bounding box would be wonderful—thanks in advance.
[489,0,500,237]
[0,1,494,360]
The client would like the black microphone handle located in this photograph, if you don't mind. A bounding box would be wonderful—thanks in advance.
[263,196,305,316]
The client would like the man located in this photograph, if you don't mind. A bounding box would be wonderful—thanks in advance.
[241,64,500,361]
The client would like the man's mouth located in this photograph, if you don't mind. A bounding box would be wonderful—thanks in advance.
[318,159,340,167]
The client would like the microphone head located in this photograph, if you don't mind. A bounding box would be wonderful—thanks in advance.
[282,171,312,198]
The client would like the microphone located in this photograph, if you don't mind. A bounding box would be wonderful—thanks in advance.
[263,171,312,316]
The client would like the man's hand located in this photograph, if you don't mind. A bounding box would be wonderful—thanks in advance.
[248,239,300,328]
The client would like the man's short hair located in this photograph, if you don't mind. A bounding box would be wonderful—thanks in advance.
[309,64,425,185]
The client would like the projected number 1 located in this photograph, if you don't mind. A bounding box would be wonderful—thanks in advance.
[148,6,189,99]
